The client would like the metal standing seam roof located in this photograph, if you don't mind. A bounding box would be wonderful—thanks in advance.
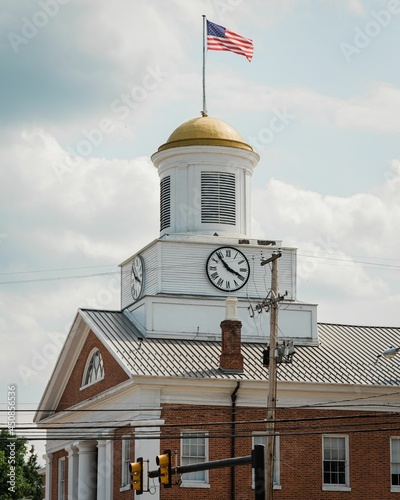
[79,309,400,387]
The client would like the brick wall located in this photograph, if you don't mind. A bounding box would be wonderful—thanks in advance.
[48,400,400,499]
[147,404,400,500]
[51,449,68,500]
[56,330,129,412]
[113,426,134,500]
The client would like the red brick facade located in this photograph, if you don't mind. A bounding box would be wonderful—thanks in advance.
[105,405,400,500]
[56,330,129,412]
[112,425,134,499]
[152,406,399,499]
[51,449,68,500]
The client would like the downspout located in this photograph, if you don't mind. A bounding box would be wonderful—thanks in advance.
[230,381,241,500]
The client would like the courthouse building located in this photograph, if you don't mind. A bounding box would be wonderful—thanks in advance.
[35,115,400,499]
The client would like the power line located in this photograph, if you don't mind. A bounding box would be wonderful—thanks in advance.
[0,271,118,285]
[0,264,118,276]
[2,250,400,285]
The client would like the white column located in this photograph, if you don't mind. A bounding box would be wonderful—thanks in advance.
[104,439,113,500]
[43,452,53,500]
[65,445,79,500]
[96,441,107,500]
[76,441,98,500]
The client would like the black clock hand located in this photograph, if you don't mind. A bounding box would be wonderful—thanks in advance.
[217,252,243,278]
[132,270,141,283]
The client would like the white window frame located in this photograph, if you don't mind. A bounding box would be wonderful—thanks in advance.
[252,433,281,490]
[180,431,210,489]
[322,435,351,492]
[58,457,66,500]
[391,437,400,492]
[80,348,104,389]
[120,437,131,492]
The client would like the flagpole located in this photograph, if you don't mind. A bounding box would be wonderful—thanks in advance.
[202,14,208,117]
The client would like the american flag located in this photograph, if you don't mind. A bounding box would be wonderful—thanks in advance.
[207,20,253,62]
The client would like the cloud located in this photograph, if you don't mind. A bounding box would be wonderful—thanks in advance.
[335,84,400,134]
[251,168,400,306]
[0,128,159,267]
[347,0,367,16]
[209,76,400,135]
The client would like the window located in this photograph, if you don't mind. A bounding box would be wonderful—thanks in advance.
[391,437,400,491]
[201,171,236,225]
[58,458,65,500]
[121,438,131,490]
[81,349,104,388]
[322,435,350,491]
[252,433,280,488]
[181,431,209,487]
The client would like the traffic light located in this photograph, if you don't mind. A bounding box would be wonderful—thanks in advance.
[130,457,143,494]
[156,449,172,488]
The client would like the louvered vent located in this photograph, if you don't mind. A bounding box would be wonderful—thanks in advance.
[160,176,171,231]
[201,172,236,225]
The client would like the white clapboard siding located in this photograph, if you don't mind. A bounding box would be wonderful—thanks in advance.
[121,239,296,309]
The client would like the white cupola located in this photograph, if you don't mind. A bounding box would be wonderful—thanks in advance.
[151,116,260,238]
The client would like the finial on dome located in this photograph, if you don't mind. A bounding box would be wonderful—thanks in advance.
[201,110,208,117]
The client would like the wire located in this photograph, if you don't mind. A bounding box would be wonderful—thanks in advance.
[2,248,400,285]
[0,264,117,276]
[0,272,119,285]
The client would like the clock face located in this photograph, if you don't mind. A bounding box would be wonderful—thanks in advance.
[130,255,144,301]
[206,247,250,292]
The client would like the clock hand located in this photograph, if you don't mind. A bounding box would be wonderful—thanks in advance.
[132,270,141,283]
[217,252,243,278]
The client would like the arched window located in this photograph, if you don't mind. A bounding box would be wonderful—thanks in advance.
[81,349,104,388]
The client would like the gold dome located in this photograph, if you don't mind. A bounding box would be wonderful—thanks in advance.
[157,116,253,152]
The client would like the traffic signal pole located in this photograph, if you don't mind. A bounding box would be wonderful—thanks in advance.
[149,454,252,479]
[149,450,265,499]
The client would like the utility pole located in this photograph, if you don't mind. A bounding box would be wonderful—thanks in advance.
[261,252,281,500]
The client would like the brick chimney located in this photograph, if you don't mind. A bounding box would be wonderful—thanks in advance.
[219,297,243,372]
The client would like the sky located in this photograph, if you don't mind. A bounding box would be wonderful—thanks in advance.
[1,0,400,461]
